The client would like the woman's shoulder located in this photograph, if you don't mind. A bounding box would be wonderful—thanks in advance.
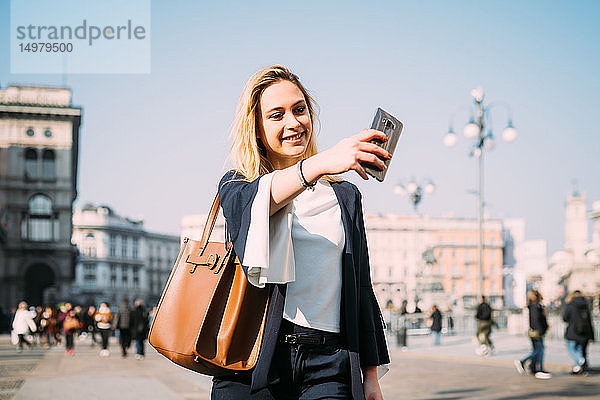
[219,169,244,184]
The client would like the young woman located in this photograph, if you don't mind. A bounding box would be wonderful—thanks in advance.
[215,65,390,400]
[514,290,551,379]
[12,301,37,352]
[95,302,113,357]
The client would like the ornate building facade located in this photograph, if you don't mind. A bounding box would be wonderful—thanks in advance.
[0,85,81,310]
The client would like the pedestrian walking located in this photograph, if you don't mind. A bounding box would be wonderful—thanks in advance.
[12,301,37,352]
[81,305,98,346]
[95,302,113,357]
[62,307,79,356]
[430,305,442,346]
[131,299,149,360]
[212,65,390,400]
[39,306,55,347]
[112,298,132,358]
[397,304,408,350]
[563,290,594,374]
[446,306,455,336]
[33,306,44,346]
[514,290,551,379]
[475,296,494,355]
[48,307,61,346]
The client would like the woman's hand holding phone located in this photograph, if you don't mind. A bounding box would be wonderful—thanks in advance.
[304,129,392,181]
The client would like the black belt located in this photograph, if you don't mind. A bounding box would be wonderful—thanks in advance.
[279,332,342,346]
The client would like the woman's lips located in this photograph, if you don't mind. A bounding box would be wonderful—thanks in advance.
[281,131,304,143]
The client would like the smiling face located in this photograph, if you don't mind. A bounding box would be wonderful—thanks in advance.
[258,80,312,169]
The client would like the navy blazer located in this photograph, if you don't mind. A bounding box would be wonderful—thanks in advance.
[219,170,390,400]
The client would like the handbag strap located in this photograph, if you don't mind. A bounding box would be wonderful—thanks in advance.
[199,193,221,249]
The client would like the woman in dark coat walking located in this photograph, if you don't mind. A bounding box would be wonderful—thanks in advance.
[563,290,595,374]
[515,290,551,379]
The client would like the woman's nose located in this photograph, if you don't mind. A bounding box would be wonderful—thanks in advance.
[284,112,302,129]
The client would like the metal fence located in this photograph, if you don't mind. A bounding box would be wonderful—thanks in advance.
[384,309,600,342]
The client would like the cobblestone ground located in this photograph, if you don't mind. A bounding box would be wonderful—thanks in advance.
[1,334,598,399]
[0,337,45,400]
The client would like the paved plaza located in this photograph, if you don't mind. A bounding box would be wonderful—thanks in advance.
[1,333,598,400]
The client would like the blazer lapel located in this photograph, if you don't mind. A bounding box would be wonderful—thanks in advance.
[331,181,355,255]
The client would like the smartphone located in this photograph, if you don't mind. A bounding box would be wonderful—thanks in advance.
[362,108,403,182]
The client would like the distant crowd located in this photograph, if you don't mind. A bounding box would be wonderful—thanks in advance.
[3,298,155,359]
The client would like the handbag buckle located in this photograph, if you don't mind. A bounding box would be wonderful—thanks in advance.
[188,253,220,274]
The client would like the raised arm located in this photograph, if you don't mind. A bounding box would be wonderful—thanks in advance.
[269,129,391,215]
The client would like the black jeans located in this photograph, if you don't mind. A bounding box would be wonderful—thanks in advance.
[211,321,351,400]
[119,328,131,355]
[17,334,31,349]
[65,333,74,350]
[99,328,111,350]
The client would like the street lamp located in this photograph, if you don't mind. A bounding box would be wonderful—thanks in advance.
[395,178,436,213]
[395,178,435,307]
[443,87,517,301]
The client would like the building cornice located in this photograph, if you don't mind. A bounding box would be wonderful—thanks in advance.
[0,104,82,117]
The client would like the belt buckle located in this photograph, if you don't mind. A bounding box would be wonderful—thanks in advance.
[285,334,298,345]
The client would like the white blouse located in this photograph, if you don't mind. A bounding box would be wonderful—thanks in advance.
[243,173,344,332]
[241,172,390,378]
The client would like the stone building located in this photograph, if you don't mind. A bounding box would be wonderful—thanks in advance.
[0,85,81,310]
[72,204,180,306]
[365,214,505,311]
[547,191,600,299]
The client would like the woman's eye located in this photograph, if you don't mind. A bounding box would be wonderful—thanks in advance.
[294,106,306,114]
[270,112,283,119]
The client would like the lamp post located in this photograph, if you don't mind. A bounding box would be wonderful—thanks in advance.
[395,179,435,306]
[443,87,517,302]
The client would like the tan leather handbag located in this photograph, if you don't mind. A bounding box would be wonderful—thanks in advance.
[148,193,269,375]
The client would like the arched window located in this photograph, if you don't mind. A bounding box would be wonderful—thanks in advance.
[22,194,56,241]
[29,194,52,215]
[25,148,38,179]
[84,232,96,257]
[42,150,56,180]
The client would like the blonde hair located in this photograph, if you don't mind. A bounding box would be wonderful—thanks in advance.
[228,65,337,182]
[527,290,542,305]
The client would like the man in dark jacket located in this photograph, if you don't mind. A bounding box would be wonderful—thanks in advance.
[112,298,132,357]
[563,291,595,374]
[430,305,442,346]
[475,296,494,355]
[131,299,149,360]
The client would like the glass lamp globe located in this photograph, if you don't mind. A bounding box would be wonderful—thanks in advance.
[470,87,484,102]
[424,182,436,194]
[463,120,480,139]
[443,131,457,147]
[406,182,418,194]
[502,123,518,143]
[394,185,406,195]
[484,136,495,151]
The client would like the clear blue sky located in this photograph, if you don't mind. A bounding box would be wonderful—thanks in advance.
[1,0,599,255]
